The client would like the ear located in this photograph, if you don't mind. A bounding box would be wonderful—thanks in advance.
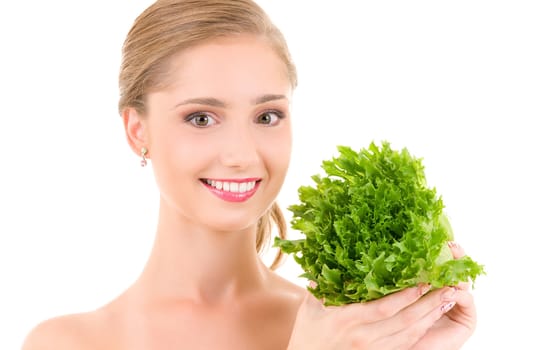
[122,107,149,158]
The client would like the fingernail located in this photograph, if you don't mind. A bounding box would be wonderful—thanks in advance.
[447,241,460,249]
[441,301,456,313]
[418,284,431,296]
[442,287,457,300]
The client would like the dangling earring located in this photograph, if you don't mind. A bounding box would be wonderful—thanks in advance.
[140,147,148,167]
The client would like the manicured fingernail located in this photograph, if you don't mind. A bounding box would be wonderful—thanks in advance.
[419,284,431,296]
[442,287,457,300]
[441,301,456,313]
[448,241,460,249]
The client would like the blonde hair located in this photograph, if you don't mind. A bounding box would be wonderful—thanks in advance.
[118,0,296,269]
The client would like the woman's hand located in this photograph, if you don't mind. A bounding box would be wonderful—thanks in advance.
[411,242,477,350]
[287,242,476,350]
[287,284,457,349]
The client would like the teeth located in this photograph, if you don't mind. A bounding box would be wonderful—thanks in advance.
[205,180,256,193]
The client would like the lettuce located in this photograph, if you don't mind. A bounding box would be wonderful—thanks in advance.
[275,141,484,306]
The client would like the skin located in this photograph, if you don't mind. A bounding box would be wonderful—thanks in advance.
[287,243,476,350]
[22,36,476,350]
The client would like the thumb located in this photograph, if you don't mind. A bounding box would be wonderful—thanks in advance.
[297,290,326,320]
[307,280,326,305]
[303,290,322,308]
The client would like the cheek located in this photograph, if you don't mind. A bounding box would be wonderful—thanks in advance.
[149,128,214,186]
[262,129,292,179]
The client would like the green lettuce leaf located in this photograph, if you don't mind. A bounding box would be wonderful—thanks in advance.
[275,141,485,305]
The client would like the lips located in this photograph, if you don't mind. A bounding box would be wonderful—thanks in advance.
[200,178,261,202]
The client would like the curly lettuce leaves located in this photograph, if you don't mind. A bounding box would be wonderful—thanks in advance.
[275,141,485,306]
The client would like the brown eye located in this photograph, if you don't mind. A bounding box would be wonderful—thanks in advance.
[186,112,215,127]
[256,111,284,126]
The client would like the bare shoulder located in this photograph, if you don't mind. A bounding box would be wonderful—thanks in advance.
[21,311,104,350]
[267,268,308,308]
[246,270,307,346]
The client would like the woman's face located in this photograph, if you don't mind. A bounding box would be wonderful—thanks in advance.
[143,35,293,232]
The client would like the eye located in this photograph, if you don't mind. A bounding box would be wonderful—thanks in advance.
[185,112,216,128]
[256,111,285,126]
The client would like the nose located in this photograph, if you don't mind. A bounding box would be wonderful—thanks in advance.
[219,122,260,169]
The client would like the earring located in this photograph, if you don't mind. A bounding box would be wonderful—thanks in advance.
[140,147,148,167]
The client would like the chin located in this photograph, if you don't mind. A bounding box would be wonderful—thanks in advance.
[211,217,258,233]
[201,209,263,234]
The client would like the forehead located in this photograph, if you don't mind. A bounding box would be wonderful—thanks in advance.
[161,35,291,99]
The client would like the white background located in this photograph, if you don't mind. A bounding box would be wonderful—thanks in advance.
[1,1,535,349]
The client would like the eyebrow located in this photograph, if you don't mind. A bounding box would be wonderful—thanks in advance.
[173,94,288,109]
[253,94,288,105]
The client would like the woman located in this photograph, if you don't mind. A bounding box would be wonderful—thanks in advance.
[22,0,476,349]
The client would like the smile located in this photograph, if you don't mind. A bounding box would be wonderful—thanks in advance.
[200,178,261,202]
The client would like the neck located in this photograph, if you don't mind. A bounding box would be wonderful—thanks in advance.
[134,197,269,304]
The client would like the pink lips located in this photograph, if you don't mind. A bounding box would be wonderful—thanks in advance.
[201,178,261,203]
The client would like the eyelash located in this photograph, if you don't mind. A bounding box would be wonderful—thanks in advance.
[184,112,216,128]
[257,110,286,126]
[184,110,286,128]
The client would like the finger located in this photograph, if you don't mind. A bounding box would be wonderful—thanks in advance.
[377,295,456,349]
[294,291,326,323]
[306,281,327,305]
[455,280,471,291]
[369,288,460,348]
[453,289,474,309]
[436,289,478,336]
[447,242,472,290]
[303,290,324,310]
[333,285,429,325]
[450,289,476,321]
[447,241,466,259]
[353,288,458,349]
[366,286,458,338]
